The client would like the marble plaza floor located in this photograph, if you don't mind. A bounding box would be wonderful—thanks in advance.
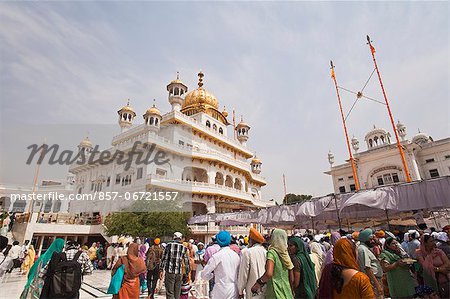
[0,269,167,299]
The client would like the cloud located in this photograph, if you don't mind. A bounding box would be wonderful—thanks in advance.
[0,2,448,202]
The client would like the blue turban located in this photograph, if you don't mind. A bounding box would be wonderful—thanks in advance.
[216,230,231,247]
[359,228,373,243]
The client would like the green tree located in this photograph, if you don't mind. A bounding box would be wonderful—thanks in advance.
[283,193,312,205]
[104,211,191,238]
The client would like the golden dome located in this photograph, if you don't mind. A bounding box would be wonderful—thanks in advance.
[118,100,136,116]
[144,104,161,116]
[251,156,262,164]
[183,87,219,109]
[222,107,229,118]
[237,118,250,128]
[79,137,92,148]
[167,72,187,90]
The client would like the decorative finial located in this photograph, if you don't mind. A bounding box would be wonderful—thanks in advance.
[127,99,130,106]
[373,124,376,129]
[198,70,204,88]
[176,71,180,80]
[153,99,156,107]
[241,115,243,122]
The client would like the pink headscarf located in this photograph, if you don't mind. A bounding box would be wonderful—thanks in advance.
[138,244,147,261]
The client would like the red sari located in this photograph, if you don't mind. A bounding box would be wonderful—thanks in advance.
[112,243,147,299]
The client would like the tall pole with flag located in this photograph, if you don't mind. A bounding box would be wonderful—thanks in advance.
[330,61,360,191]
[366,35,412,182]
[283,174,287,198]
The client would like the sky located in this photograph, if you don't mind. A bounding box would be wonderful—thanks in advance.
[0,1,448,201]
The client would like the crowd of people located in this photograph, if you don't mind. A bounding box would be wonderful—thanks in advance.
[1,224,450,298]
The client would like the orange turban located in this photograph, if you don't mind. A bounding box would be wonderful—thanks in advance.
[249,228,265,243]
[375,230,385,238]
[351,231,360,240]
[154,238,160,245]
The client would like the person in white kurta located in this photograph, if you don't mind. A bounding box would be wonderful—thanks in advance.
[201,230,240,299]
[237,228,267,299]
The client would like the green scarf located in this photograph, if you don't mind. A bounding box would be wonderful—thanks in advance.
[290,236,317,299]
[24,238,65,288]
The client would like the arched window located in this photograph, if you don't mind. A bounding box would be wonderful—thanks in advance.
[150,117,154,125]
[213,124,217,131]
[206,120,211,128]
[219,128,223,134]
[155,118,159,125]
[175,87,179,95]
[380,135,385,143]
[128,114,132,121]
[374,136,379,145]
[234,178,242,190]
[225,175,233,188]
[180,89,184,95]
[369,139,373,147]
[170,88,174,95]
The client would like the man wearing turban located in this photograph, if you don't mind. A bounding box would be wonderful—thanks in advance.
[201,230,240,299]
[238,228,267,299]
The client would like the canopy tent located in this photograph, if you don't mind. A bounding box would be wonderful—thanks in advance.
[188,176,450,229]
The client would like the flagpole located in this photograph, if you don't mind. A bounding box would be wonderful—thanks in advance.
[330,61,360,191]
[366,35,412,183]
[283,174,287,198]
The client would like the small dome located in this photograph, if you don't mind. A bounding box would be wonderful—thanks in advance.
[412,132,432,145]
[144,104,161,116]
[222,107,229,118]
[167,72,187,90]
[79,137,92,148]
[251,156,262,164]
[118,101,136,117]
[237,119,250,128]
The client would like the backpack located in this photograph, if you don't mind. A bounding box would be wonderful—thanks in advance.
[146,247,161,271]
[45,251,83,298]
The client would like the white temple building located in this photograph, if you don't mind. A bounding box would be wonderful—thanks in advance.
[1,71,273,249]
[325,122,450,194]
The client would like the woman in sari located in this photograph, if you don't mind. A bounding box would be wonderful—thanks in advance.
[112,242,147,299]
[318,238,374,299]
[20,238,65,299]
[310,242,325,283]
[288,236,317,299]
[379,237,416,299]
[21,245,36,275]
[251,228,294,299]
[416,234,450,298]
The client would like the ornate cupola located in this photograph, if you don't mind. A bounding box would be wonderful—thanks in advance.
[364,125,391,150]
[167,72,188,111]
[236,116,250,146]
[251,155,262,174]
[328,150,335,166]
[77,136,93,162]
[117,100,136,132]
[396,120,407,141]
[143,100,162,132]
[351,136,360,153]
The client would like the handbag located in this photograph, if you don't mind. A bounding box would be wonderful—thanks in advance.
[107,264,125,294]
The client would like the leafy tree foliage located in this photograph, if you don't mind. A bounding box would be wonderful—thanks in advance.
[283,193,312,205]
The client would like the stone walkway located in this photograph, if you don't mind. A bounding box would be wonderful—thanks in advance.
[0,269,167,299]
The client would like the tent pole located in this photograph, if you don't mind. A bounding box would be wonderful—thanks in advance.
[333,194,342,231]
[385,209,391,231]
[311,217,315,234]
